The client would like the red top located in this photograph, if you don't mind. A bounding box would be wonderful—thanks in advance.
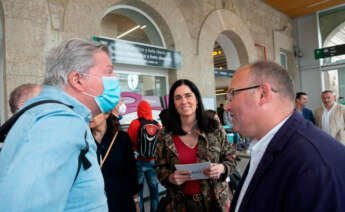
[173,135,201,195]
[127,100,161,161]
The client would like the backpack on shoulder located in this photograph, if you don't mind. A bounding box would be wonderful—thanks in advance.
[137,118,160,159]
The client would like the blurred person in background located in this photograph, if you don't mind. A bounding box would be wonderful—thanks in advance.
[295,92,315,124]
[90,100,140,212]
[9,83,42,113]
[128,100,161,212]
[314,90,345,144]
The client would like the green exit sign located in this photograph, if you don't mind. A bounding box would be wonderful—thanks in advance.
[314,49,324,59]
[314,44,345,60]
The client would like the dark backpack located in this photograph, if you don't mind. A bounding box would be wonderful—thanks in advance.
[0,100,91,183]
[137,118,160,159]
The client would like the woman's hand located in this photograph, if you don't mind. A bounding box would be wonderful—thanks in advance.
[203,163,225,179]
[135,202,140,212]
[133,194,140,212]
[168,170,191,185]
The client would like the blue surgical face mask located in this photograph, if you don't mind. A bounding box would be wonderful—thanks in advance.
[82,76,121,113]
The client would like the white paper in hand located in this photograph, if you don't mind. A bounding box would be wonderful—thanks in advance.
[175,162,211,180]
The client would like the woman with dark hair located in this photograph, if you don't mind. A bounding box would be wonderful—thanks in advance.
[204,109,222,131]
[90,102,140,212]
[155,79,237,212]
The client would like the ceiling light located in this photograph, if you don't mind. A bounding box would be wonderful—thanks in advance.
[116,25,140,39]
[140,25,147,29]
[306,0,330,8]
[216,88,226,92]
[216,92,227,96]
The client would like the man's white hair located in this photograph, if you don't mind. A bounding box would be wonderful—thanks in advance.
[43,38,109,88]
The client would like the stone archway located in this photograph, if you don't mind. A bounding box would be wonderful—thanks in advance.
[198,9,257,66]
[197,9,257,96]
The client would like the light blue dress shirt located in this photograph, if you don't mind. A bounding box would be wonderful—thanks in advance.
[0,86,108,212]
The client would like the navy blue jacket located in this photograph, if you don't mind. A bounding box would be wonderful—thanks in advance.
[302,107,315,124]
[230,110,345,212]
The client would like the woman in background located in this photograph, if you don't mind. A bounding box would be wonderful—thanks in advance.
[90,102,140,212]
[204,109,222,131]
[155,79,237,212]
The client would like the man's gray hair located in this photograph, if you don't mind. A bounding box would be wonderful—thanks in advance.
[249,60,295,102]
[9,83,40,113]
[322,90,335,96]
[43,38,109,88]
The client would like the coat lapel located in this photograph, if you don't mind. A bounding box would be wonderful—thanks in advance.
[238,111,299,212]
[329,105,339,137]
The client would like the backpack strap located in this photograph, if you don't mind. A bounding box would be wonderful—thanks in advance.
[138,117,159,128]
[74,131,91,184]
[0,100,73,142]
[0,99,90,184]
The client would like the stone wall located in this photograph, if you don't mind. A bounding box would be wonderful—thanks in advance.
[1,0,296,118]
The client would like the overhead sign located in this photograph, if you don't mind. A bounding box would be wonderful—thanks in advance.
[214,68,236,78]
[314,44,345,59]
[93,36,181,70]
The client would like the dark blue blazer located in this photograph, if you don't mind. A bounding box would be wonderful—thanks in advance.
[230,110,345,212]
[302,107,315,124]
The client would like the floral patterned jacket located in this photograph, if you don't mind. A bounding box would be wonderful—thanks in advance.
[155,127,237,212]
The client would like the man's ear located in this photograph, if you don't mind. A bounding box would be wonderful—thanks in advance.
[258,82,273,106]
[68,71,85,91]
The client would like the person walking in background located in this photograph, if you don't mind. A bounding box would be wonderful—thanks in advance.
[0,38,120,211]
[155,79,237,212]
[295,92,315,124]
[314,90,345,145]
[159,108,168,128]
[217,103,225,125]
[90,101,140,212]
[204,109,222,131]
[1,83,42,151]
[223,108,232,126]
[9,83,42,113]
[227,61,345,212]
[128,100,161,212]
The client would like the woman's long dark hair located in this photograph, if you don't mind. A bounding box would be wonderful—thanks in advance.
[166,79,207,135]
[105,113,120,137]
[203,110,220,132]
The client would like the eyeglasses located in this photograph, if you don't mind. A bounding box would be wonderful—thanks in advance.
[227,85,278,102]
[227,85,260,102]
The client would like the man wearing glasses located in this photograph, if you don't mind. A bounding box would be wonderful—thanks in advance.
[227,60,345,212]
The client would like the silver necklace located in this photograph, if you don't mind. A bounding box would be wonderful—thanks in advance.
[183,122,198,135]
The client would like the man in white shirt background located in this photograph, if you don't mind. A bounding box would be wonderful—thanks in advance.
[314,90,345,145]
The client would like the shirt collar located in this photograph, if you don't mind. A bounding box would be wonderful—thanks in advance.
[323,102,337,112]
[250,115,291,154]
